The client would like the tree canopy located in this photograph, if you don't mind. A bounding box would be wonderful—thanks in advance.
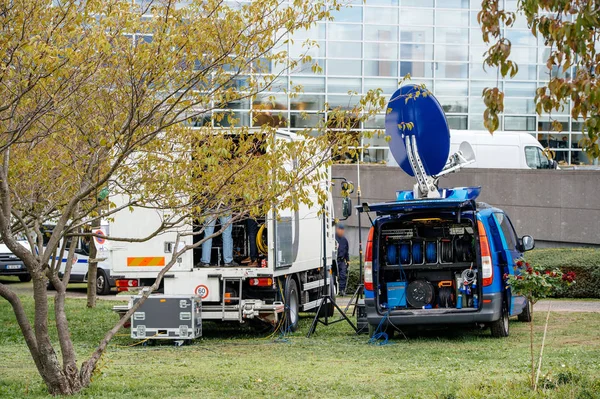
[479,0,600,160]
[0,0,384,395]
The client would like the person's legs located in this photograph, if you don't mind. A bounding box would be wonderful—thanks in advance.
[220,215,233,264]
[201,217,216,264]
[338,260,348,295]
[247,218,259,261]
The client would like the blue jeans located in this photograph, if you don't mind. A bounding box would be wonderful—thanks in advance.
[201,215,233,264]
[337,259,348,292]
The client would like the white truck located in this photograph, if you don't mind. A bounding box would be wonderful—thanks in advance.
[109,130,341,331]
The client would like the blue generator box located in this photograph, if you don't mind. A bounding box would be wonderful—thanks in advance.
[387,281,407,308]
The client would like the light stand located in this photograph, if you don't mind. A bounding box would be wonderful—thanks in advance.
[344,152,364,316]
[307,202,357,337]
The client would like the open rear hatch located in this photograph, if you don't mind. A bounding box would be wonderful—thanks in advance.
[364,196,482,315]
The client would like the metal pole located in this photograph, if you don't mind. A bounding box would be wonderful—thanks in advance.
[356,149,364,296]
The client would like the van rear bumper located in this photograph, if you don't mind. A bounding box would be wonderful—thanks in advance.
[365,292,502,326]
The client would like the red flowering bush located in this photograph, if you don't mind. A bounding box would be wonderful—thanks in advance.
[507,260,575,306]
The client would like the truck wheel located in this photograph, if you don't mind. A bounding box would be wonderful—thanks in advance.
[46,281,56,291]
[96,269,111,296]
[284,278,300,332]
[490,301,510,338]
[18,274,32,283]
[518,300,532,322]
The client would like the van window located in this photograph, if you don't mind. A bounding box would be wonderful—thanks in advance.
[494,212,518,251]
[524,146,549,169]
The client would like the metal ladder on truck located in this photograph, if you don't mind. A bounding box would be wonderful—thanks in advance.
[221,277,243,321]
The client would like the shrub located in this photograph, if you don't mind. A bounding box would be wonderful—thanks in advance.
[526,248,600,298]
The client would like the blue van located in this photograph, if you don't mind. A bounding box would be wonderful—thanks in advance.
[360,187,535,338]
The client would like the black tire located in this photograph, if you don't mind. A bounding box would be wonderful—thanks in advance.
[518,300,532,322]
[18,274,32,283]
[284,278,300,332]
[96,269,111,296]
[46,281,56,291]
[490,301,510,338]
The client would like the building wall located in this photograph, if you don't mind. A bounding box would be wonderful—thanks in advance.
[332,165,600,255]
[200,1,594,165]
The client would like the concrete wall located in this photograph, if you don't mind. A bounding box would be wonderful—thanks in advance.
[332,165,600,255]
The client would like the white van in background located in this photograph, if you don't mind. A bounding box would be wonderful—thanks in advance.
[449,130,555,170]
[387,130,556,170]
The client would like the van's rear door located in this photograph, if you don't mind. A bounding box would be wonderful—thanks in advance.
[359,198,476,215]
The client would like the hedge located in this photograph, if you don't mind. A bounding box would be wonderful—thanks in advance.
[525,248,600,299]
[343,248,600,299]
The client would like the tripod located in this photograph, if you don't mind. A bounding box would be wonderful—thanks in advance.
[307,203,357,337]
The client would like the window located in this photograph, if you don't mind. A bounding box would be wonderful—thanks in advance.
[329,23,362,41]
[365,60,398,77]
[447,116,468,130]
[365,42,398,59]
[494,212,518,251]
[505,116,536,131]
[327,41,362,58]
[365,25,398,42]
[524,146,549,169]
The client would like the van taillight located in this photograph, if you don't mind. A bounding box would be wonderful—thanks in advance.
[364,227,375,291]
[477,220,493,286]
[116,279,138,292]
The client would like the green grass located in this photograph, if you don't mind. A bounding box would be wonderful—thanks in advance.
[1,295,600,398]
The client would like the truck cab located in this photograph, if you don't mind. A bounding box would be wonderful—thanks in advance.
[361,188,535,338]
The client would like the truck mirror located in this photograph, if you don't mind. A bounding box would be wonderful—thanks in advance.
[521,235,535,251]
[342,197,352,219]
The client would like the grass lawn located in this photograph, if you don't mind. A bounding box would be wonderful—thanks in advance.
[1,295,599,398]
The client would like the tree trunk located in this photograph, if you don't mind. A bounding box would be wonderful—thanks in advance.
[31,275,83,395]
[87,218,101,308]
[86,243,97,308]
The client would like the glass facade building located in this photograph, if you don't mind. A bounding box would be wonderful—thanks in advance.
[203,0,595,165]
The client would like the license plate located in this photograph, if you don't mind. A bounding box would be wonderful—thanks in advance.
[6,264,21,269]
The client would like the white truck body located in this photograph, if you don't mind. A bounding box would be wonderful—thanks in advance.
[110,130,337,325]
[387,130,550,169]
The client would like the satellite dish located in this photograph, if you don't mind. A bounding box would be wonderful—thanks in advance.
[436,141,477,177]
[385,84,450,177]
[458,141,476,163]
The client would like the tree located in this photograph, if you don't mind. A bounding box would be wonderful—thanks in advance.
[0,0,385,395]
[478,0,600,159]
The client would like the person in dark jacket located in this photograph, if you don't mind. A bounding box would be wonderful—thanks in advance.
[335,223,350,296]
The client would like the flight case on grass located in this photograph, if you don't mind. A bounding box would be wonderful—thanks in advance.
[130,295,202,340]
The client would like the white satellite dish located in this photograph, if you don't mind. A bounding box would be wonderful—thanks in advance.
[436,141,476,178]
[458,141,476,163]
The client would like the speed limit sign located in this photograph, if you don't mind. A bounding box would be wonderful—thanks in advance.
[194,284,209,299]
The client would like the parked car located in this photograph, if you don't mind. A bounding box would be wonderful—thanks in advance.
[49,236,114,295]
[360,187,534,338]
[0,241,31,282]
